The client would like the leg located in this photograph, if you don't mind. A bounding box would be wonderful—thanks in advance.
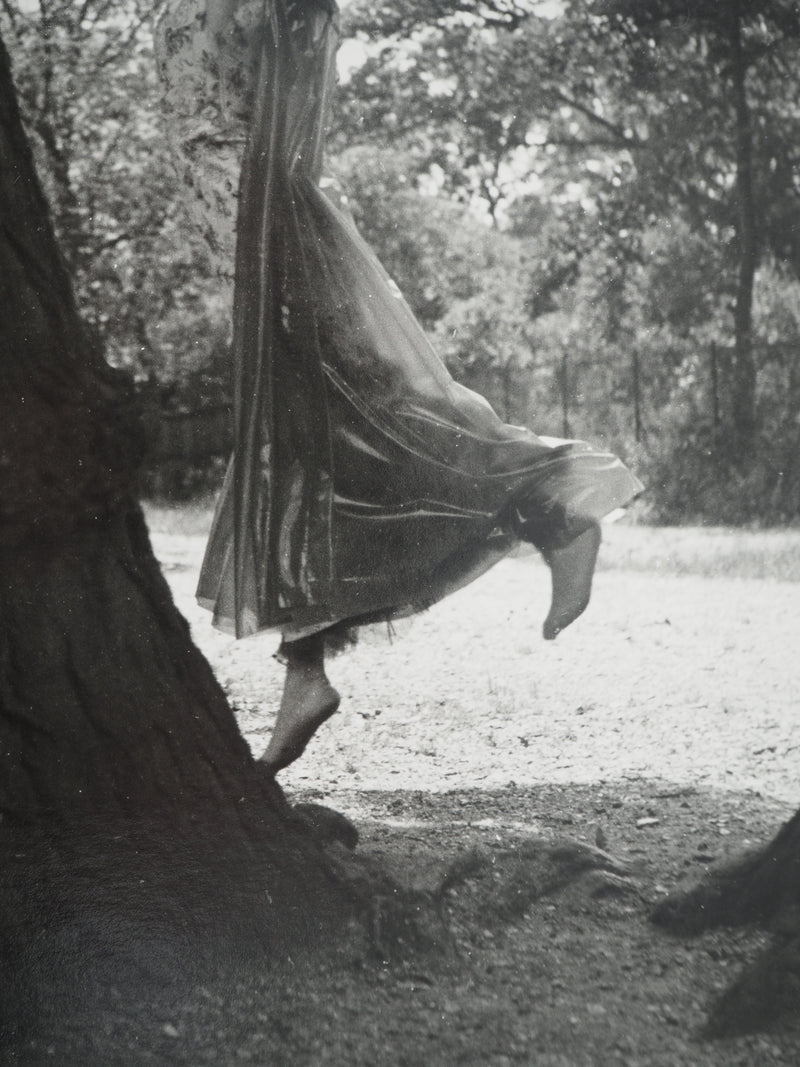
[260,632,340,774]
[541,521,601,640]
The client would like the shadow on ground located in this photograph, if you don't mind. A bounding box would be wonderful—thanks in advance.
[6,779,799,1066]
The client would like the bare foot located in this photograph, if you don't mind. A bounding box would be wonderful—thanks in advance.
[542,522,601,640]
[260,663,340,773]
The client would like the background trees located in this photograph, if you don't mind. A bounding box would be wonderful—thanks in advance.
[339,0,800,522]
[4,0,800,521]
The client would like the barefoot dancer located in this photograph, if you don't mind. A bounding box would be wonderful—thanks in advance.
[156,0,642,773]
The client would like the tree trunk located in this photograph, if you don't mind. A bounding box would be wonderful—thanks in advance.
[728,1,758,460]
[0,509,266,818]
[710,341,720,428]
[0,31,355,1036]
[559,348,570,438]
[631,348,642,443]
[652,807,800,1036]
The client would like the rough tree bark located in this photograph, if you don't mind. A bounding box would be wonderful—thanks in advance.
[0,30,355,1038]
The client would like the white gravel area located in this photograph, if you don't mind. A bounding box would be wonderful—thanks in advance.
[152,525,798,807]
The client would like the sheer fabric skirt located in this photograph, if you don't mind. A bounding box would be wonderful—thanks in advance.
[156,0,642,640]
[196,175,642,638]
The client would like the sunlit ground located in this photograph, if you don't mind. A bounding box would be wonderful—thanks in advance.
[144,499,800,806]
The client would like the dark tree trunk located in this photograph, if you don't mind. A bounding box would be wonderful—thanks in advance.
[652,808,800,1036]
[631,348,642,443]
[559,349,570,438]
[0,22,265,825]
[1,510,264,818]
[0,31,355,1038]
[710,341,720,428]
[728,1,758,460]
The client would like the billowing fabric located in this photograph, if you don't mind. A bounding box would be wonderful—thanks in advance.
[156,0,643,638]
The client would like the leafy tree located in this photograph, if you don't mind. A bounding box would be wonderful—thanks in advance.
[336,1,662,456]
[7,0,800,519]
[596,0,800,458]
[432,243,537,423]
[333,145,539,421]
[341,0,800,517]
[339,2,614,225]
[0,0,229,389]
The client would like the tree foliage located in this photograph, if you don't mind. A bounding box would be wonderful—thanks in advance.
[337,0,800,521]
[5,0,800,520]
[0,0,230,392]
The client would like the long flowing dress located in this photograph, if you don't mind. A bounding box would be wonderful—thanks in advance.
[156,0,643,640]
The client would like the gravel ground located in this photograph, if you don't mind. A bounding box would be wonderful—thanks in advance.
[152,523,798,808]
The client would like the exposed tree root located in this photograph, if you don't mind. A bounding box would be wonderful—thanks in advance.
[651,808,800,1036]
[702,932,800,1039]
[0,800,360,1045]
[303,803,639,960]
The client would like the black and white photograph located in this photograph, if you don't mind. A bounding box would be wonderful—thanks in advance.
[1,0,798,1062]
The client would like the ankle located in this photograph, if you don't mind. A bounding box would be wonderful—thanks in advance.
[280,633,325,669]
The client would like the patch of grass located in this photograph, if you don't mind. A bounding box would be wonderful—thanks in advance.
[600,522,800,582]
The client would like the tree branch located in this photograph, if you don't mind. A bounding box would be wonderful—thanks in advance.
[550,90,643,149]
